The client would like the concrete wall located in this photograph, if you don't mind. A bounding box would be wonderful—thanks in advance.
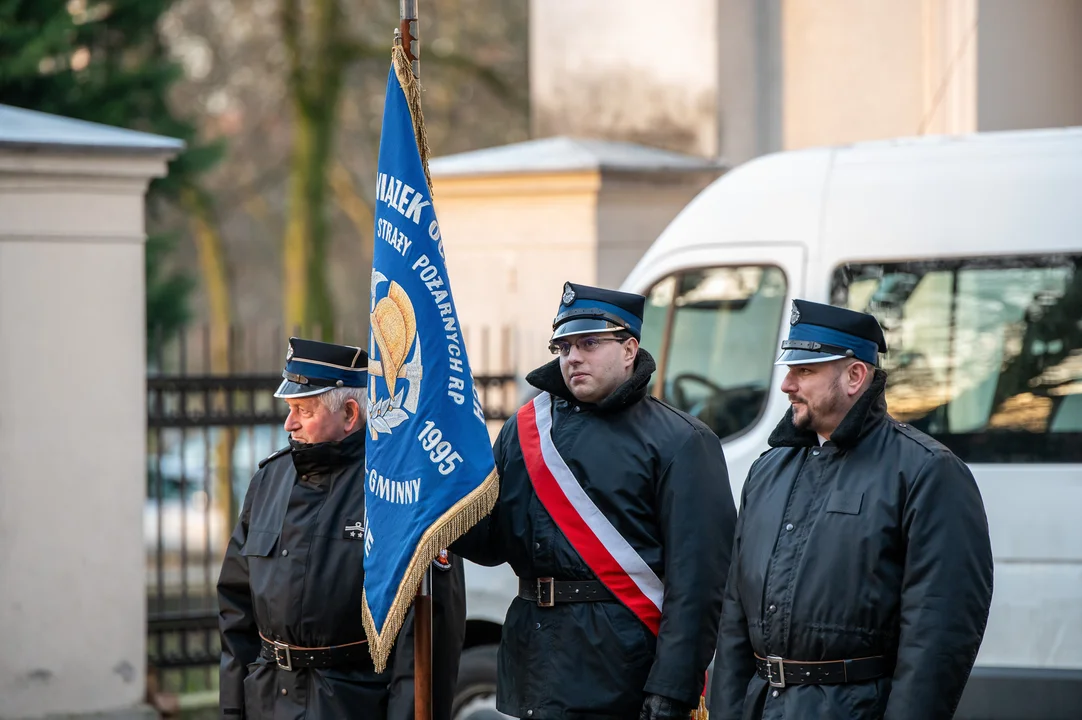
[530,0,721,158]
[0,151,167,719]
[434,172,602,377]
[432,168,720,379]
[595,172,720,289]
[782,0,928,148]
[718,0,784,164]
[977,0,1082,132]
[530,0,1082,161]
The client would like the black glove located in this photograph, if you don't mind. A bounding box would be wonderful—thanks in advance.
[639,693,695,720]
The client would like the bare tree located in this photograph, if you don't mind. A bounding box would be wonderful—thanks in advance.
[162,0,528,341]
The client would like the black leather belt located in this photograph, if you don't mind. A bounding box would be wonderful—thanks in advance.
[755,654,889,687]
[518,578,612,607]
[259,633,370,671]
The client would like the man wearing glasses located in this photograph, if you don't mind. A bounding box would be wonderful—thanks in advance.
[453,282,737,720]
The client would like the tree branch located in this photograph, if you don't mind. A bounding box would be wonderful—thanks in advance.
[330,161,374,242]
[431,50,527,111]
[336,35,389,65]
[279,0,310,111]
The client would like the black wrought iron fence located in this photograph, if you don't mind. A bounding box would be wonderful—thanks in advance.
[145,324,517,699]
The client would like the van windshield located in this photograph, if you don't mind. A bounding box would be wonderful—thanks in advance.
[640,266,787,440]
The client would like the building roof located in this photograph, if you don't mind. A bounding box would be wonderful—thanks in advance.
[0,104,184,154]
[429,136,724,177]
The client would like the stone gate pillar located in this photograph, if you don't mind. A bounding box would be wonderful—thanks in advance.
[0,105,181,720]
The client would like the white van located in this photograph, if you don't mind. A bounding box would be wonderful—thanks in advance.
[618,126,1082,719]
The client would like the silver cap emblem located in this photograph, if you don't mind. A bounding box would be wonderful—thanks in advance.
[790,304,801,326]
[562,282,576,306]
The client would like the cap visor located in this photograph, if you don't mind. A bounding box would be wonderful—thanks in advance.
[551,318,628,340]
[774,349,847,366]
[273,380,333,399]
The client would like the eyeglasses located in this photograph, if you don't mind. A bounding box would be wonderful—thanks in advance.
[548,335,630,357]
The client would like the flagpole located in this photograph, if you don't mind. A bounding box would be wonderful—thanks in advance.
[398,4,431,714]
[415,569,433,720]
[399,0,419,78]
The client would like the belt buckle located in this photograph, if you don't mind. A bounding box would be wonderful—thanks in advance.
[273,640,293,671]
[766,655,785,688]
[536,577,555,608]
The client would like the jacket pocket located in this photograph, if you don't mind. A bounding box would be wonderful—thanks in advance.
[825,490,863,515]
[242,659,274,718]
[241,529,278,557]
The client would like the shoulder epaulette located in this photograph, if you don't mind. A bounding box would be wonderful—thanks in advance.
[889,419,943,454]
[646,395,702,430]
[258,445,293,469]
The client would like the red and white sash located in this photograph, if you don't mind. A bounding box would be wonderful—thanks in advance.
[516,392,664,635]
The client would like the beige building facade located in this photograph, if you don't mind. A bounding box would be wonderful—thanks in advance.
[0,105,180,720]
[532,0,1082,165]
[436,0,1082,386]
[429,138,722,378]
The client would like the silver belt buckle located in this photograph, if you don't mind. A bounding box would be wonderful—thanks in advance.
[274,640,293,671]
[536,577,555,607]
[766,655,786,688]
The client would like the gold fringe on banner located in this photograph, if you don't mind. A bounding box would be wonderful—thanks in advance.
[392,44,434,199]
[363,467,499,671]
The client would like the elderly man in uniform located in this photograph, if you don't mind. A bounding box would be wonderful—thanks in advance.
[709,300,994,720]
[454,282,738,720]
[217,338,466,720]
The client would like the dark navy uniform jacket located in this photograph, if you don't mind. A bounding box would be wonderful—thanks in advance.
[217,428,465,720]
[710,372,994,720]
[454,350,738,719]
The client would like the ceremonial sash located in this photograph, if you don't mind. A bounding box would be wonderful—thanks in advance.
[516,392,664,635]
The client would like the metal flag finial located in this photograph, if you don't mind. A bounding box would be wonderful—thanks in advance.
[399,0,419,78]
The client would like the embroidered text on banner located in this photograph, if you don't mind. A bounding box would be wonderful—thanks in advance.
[361,49,498,672]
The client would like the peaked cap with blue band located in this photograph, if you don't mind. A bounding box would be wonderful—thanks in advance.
[274,337,368,399]
[776,299,887,366]
[551,281,646,341]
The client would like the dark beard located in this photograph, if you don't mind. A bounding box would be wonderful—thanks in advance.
[793,377,848,434]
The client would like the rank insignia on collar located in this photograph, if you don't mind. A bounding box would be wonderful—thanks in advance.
[562,282,575,306]
[343,519,364,540]
[790,304,801,326]
[432,548,452,571]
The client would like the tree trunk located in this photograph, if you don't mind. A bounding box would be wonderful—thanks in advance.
[330,161,374,340]
[182,187,239,536]
[282,121,310,336]
[280,0,345,341]
[184,187,232,371]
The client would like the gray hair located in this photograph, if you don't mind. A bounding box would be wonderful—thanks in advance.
[319,386,368,421]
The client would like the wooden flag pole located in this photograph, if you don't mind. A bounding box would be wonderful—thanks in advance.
[415,569,433,720]
[399,4,431,714]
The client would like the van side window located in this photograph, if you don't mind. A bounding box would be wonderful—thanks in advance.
[640,266,787,441]
[831,255,1082,463]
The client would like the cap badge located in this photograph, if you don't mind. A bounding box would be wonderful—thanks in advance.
[286,344,294,361]
[562,282,576,306]
[790,304,801,326]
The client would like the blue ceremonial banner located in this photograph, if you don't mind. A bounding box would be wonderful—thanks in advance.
[361,55,498,670]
